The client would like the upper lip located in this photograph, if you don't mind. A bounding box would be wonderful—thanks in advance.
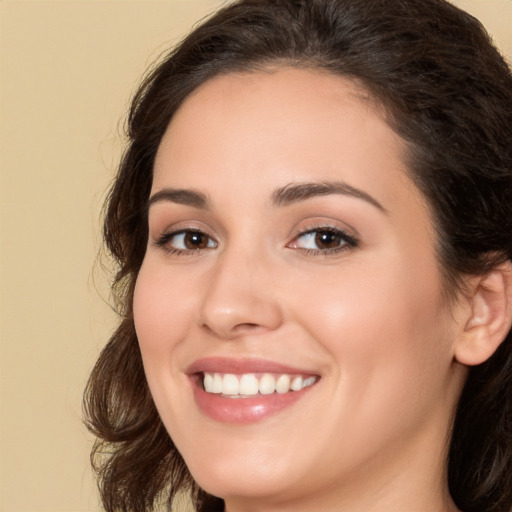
[186,357,319,376]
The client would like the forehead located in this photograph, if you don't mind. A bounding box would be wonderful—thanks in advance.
[153,67,421,213]
[157,67,390,159]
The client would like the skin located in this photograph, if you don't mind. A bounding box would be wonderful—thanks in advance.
[133,68,468,512]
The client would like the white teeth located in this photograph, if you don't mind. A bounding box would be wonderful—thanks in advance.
[290,376,303,391]
[302,376,316,388]
[275,374,291,394]
[222,374,239,395]
[239,374,259,396]
[212,373,223,393]
[202,372,317,396]
[259,373,276,395]
[203,373,214,392]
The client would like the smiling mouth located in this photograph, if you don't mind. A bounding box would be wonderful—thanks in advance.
[202,372,318,397]
[187,358,321,423]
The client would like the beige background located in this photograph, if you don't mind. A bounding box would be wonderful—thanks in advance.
[0,1,511,511]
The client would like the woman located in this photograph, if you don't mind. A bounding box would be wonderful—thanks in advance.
[84,1,512,511]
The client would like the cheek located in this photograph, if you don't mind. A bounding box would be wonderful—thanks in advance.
[132,260,201,411]
[288,258,456,466]
[296,256,441,344]
[292,255,453,410]
[133,261,194,353]
[132,260,201,435]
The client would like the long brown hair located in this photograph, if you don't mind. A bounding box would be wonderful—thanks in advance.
[84,1,512,510]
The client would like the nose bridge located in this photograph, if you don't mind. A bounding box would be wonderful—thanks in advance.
[199,242,282,338]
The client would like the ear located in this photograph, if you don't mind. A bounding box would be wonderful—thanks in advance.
[454,261,512,366]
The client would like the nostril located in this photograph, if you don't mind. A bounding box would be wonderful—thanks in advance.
[233,322,266,332]
[201,321,266,339]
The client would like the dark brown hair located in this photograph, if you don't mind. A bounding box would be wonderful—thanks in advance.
[83,1,512,511]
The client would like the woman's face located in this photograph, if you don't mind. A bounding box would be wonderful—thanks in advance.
[134,68,467,509]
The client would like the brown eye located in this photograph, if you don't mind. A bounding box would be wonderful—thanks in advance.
[314,230,344,249]
[183,231,209,249]
[289,227,358,254]
[157,230,218,253]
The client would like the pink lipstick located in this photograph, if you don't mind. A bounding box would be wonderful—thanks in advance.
[187,358,319,424]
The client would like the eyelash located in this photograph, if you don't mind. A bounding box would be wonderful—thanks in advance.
[155,229,217,256]
[289,225,358,256]
[154,225,358,257]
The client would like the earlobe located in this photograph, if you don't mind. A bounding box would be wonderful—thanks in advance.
[454,261,512,366]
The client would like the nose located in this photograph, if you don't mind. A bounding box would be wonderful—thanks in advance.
[198,248,283,339]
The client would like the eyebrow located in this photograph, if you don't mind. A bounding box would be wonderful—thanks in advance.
[147,180,387,214]
[147,188,210,210]
[271,181,388,213]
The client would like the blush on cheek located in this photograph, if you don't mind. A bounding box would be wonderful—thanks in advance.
[133,264,201,376]
[133,269,175,355]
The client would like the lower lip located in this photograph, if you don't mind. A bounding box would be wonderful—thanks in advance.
[191,378,315,424]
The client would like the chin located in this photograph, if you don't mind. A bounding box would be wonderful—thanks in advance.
[181,438,307,503]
